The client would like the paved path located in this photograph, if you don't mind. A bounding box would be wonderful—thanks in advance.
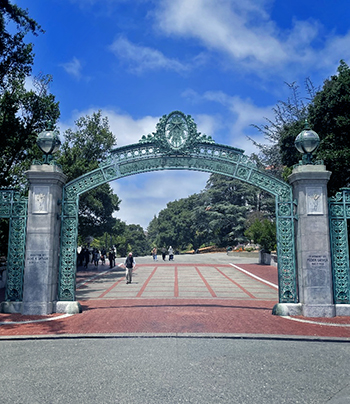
[1,253,350,338]
[2,254,350,404]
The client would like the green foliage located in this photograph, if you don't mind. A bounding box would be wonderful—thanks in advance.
[146,174,276,251]
[0,0,43,90]
[251,61,350,195]
[309,60,350,195]
[0,74,60,188]
[121,224,150,257]
[244,218,276,253]
[57,111,121,238]
[0,2,59,253]
[155,197,195,251]
[0,0,59,188]
[250,80,316,178]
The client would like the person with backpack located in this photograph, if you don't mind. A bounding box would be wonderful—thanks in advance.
[124,252,136,284]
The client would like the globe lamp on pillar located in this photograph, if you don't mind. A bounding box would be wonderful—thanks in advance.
[295,121,320,164]
[36,126,61,164]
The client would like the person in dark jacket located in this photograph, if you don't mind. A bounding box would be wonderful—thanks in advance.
[109,250,115,268]
[124,252,135,284]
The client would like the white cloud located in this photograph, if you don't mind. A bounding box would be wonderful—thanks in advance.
[60,57,83,80]
[106,111,159,146]
[111,171,209,229]
[153,0,350,75]
[154,0,288,67]
[182,89,273,154]
[109,36,189,74]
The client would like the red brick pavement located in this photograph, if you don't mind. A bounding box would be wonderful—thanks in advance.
[1,263,350,338]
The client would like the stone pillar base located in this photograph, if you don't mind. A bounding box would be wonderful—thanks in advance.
[0,301,22,314]
[22,301,54,315]
[272,303,303,316]
[302,304,335,318]
[55,301,82,314]
[335,304,350,316]
[273,303,336,317]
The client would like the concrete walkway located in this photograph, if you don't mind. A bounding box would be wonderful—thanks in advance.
[1,253,350,339]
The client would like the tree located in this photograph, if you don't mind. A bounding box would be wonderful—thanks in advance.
[244,218,276,253]
[0,2,58,255]
[250,81,316,180]
[57,111,121,238]
[203,174,274,247]
[0,0,43,88]
[146,174,276,251]
[309,60,350,194]
[251,62,350,194]
[122,224,150,257]
[0,74,60,188]
[146,215,159,246]
[0,2,59,188]
[156,198,191,251]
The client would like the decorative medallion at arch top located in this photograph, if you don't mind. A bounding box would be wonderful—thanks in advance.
[139,110,215,155]
[166,111,188,149]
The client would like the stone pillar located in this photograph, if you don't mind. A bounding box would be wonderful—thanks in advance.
[22,165,67,315]
[289,164,335,317]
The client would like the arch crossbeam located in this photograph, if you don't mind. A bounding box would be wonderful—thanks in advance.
[59,111,297,304]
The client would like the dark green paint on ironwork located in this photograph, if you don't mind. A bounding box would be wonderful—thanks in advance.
[0,189,27,301]
[59,111,298,303]
[329,188,350,303]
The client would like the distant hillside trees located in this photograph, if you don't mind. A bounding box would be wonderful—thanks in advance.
[147,174,275,252]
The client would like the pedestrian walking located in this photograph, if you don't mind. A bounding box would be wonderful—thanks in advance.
[83,248,90,268]
[161,247,166,261]
[152,247,158,261]
[168,246,174,261]
[93,250,100,266]
[101,248,106,265]
[124,252,135,284]
[109,250,115,268]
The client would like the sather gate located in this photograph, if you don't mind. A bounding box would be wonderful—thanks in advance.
[58,111,297,304]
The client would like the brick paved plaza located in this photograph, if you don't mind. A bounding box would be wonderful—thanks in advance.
[1,253,350,338]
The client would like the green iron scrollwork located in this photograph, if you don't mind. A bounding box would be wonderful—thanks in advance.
[58,111,298,303]
[0,188,27,301]
[329,188,350,303]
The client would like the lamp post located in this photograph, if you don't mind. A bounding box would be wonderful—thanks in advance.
[36,125,61,164]
[294,120,320,164]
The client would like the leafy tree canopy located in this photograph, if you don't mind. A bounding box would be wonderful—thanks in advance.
[0,1,58,188]
[244,218,276,253]
[147,174,276,252]
[122,224,150,257]
[0,1,57,255]
[57,111,121,238]
[0,0,43,90]
[309,60,350,194]
[252,61,350,194]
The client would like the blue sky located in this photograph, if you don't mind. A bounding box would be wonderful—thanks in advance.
[15,0,350,229]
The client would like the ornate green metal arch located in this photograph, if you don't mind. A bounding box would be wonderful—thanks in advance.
[59,111,297,303]
[0,188,27,301]
[329,188,350,303]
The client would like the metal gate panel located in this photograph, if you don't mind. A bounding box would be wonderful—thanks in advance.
[0,189,28,301]
[329,188,350,303]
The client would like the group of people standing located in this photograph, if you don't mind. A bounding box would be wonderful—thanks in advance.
[77,245,176,286]
[152,246,174,261]
[77,247,115,268]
